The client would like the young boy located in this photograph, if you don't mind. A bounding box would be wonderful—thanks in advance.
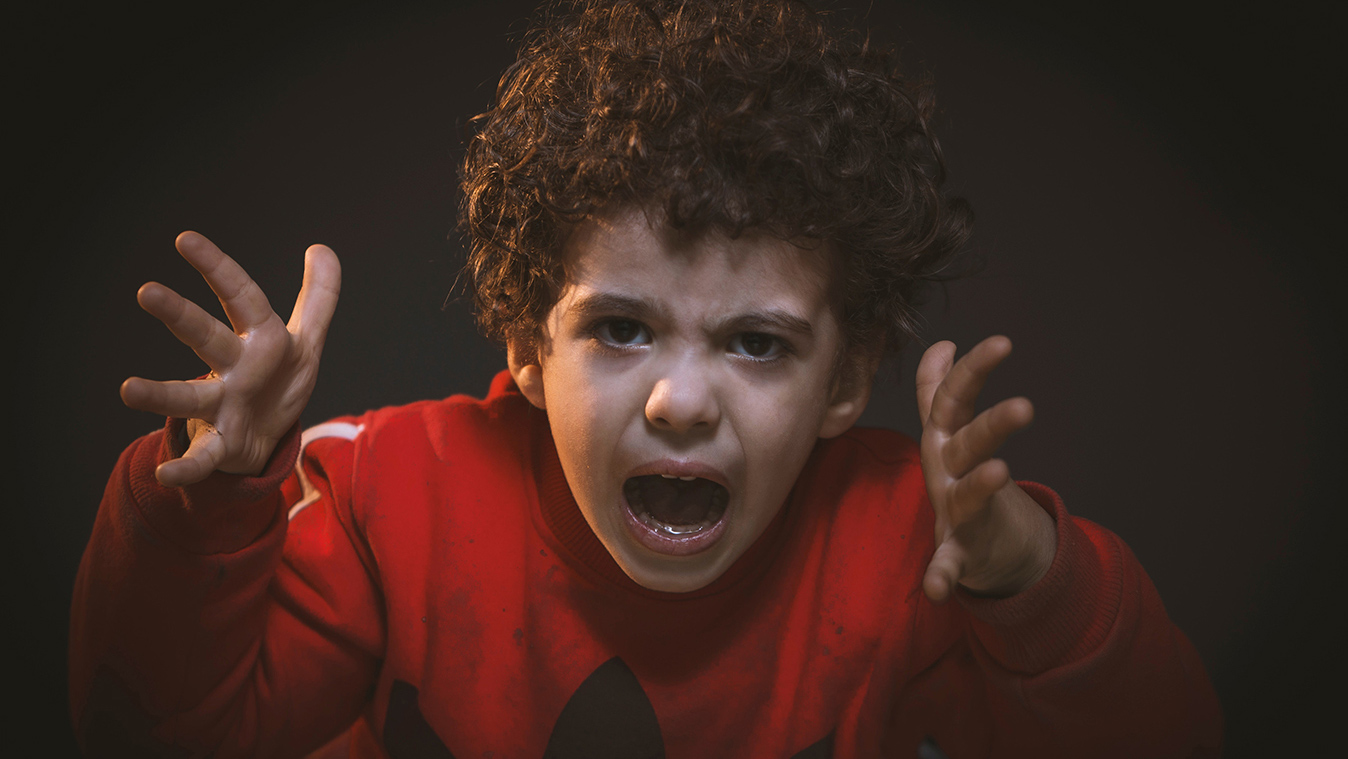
[70,1,1222,757]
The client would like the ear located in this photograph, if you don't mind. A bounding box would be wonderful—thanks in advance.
[507,340,547,410]
[818,349,880,439]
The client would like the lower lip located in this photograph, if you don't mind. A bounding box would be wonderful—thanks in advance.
[621,491,730,556]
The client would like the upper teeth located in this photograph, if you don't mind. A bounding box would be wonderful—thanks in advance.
[660,474,698,481]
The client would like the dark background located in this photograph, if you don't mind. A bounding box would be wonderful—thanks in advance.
[9,0,1342,755]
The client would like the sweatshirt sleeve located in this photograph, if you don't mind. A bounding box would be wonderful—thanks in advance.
[893,483,1223,758]
[69,417,386,759]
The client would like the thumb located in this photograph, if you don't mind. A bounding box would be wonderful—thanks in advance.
[288,244,342,347]
[922,540,965,604]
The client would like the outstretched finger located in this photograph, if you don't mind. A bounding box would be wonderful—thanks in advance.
[137,281,242,370]
[121,377,223,420]
[942,396,1034,477]
[155,425,226,487]
[926,335,1012,433]
[286,244,341,350]
[915,341,957,424]
[175,231,276,333]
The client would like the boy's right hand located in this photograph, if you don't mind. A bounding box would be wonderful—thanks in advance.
[120,231,341,488]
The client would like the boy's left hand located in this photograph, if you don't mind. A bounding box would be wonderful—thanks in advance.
[915,336,1057,603]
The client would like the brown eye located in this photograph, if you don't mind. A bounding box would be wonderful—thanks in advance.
[729,332,784,359]
[597,319,650,346]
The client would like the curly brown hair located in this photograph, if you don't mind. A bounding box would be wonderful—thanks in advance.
[461,0,972,364]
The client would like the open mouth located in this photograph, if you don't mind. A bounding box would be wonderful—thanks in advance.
[622,474,730,554]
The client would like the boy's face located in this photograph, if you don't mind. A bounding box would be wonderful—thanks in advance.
[511,208,870,592]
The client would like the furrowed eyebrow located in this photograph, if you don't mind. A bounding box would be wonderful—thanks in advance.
[567,291,814,338]
[712,310,815,338]
[567,292,668,323]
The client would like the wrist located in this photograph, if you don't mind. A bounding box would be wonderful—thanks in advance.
[1007,502,1057,595]
[148,418,299,553]
[959,482,1058,598]
[956,484,1115,673]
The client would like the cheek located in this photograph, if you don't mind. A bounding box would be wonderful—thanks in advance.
[734,388,824,467]
[757,374,832,432]
[543,357,630,459]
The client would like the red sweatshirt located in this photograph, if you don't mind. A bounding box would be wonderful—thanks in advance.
[70,371,1222,758]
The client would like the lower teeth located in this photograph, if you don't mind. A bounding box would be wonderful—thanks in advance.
[638,511,711,536]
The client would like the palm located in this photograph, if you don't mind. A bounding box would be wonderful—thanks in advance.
[120,231,341,487]
[914,336,1053,602]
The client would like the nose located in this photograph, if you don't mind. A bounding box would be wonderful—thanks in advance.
[645,360,721,434]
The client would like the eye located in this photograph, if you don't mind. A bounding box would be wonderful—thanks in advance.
[594,319,651,347]
[728,332,787,360]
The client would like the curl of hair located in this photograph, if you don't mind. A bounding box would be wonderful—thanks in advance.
[461,0,972,360]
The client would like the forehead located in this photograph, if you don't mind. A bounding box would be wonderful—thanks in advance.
[557,209,839,318]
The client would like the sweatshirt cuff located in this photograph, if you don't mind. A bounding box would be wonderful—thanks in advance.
[127,419,303,555]
[956,481,1119,674]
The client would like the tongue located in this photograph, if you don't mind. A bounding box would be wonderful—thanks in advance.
[632,476,718,525]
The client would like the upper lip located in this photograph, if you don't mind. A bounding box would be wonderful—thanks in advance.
[625,459,730,491]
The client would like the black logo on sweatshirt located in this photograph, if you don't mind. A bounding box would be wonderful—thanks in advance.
[383,657,834,758]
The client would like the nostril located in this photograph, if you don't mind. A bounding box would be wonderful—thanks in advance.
[645,376,720,432]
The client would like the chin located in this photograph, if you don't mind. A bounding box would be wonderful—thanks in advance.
[612,544,730,593]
